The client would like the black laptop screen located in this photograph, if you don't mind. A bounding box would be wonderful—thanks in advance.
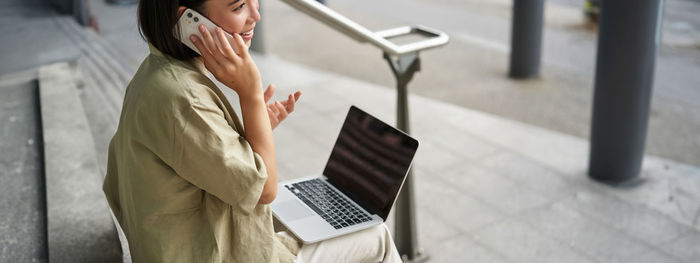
[323,106,419,221]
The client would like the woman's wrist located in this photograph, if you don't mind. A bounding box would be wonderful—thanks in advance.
[230,78,260,99]
[238,92,266,108]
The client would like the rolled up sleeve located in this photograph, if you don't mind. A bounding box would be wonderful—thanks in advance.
[170,96,267,215]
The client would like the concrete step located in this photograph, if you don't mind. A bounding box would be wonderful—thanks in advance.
[77,56,121,169]
[55,16,133,84]
[55,17,125,115]
[38,62,122,262]
[0,71,47,262]
[53,16,130,173]
[53,16,133,263]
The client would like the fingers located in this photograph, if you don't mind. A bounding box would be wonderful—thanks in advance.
[190,35,220,69]
[281,91,301,113]
[224,33,240,56]
[189,35,207,55]
[264,84,275,103]
[215,27,236,58]
[274,101,288,120]
[267,106,279,129]
[266,90,298,129]
[231,33,250,58]
[199,25,226,63]
[270,102,280,116]
[284,93,296,113]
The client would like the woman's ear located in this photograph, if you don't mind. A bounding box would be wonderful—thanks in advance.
[177,6,187,18]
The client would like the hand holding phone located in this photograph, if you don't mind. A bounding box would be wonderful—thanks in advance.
[175,8,239,56]
[178,9,262,100]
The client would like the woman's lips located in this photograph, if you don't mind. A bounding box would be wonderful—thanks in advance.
[239,28,254,40]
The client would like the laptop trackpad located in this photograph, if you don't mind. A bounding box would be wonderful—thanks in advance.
[278,200,316,221]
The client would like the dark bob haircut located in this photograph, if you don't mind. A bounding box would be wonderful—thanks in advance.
[138,0,208,61]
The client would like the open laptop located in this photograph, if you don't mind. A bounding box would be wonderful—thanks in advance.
[271,106,419,244]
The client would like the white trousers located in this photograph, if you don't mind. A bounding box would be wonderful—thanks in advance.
[283,224,403,263]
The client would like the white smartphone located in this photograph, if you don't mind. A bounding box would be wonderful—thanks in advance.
[175,8,236,55]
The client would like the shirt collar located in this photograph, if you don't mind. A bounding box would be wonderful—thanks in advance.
[148,43,208,76]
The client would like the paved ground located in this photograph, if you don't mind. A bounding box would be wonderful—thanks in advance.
[0,0,80,75]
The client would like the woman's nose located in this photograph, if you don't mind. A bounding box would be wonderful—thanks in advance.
[248,1,260,23]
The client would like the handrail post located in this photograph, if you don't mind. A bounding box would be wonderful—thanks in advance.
[276,2,448,261]
[384,52,428,263]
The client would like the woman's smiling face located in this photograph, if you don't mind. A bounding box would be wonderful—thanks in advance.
[203,0,260,47]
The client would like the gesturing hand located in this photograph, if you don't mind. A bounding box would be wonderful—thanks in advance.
[264,84,302,130]
[190,25,262,101]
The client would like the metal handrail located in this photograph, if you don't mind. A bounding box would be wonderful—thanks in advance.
[279,0,449,56]
[279,1,449,261]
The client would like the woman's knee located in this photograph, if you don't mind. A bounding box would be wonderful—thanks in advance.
[363,223,396,252]
[362,223,392,241]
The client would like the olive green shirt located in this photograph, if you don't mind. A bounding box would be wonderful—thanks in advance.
[103,45,300,263]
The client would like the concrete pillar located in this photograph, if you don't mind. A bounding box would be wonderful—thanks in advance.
[509,0,545,78]
[589,0,664,183]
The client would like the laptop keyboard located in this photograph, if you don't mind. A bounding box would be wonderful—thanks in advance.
[286,179,372,229]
